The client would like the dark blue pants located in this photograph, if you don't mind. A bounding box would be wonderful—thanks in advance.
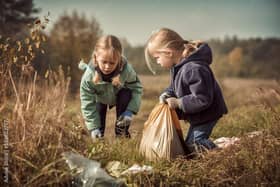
[185,120,217,153]
[96,88,132,137]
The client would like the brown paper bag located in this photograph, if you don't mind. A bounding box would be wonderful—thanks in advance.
[139,103,186,160]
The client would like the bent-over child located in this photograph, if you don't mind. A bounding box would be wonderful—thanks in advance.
[80,35,143,140]
[145,28,227,153]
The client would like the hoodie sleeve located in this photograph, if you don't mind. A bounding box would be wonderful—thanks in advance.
[80,69,100,131]
[180,67,214,114]
[163,83,176,97]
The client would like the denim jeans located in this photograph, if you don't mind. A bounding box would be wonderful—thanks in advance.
[185,119,218,153]
[96,88,132,137]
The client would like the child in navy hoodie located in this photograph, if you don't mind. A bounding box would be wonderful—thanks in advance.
[145,28,228,153]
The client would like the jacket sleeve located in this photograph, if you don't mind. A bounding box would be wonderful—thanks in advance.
[123,63,143,114]
[180,67,214,114]
[80,69,100,131]
[163,83,176,97]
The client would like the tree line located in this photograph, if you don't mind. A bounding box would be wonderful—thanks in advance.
[1,0,279,94]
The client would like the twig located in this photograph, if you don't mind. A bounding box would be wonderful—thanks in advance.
[13,154,39,170]
[26,71,37,110]
[8,69,20,103]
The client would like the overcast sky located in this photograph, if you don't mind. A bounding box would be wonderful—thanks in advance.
[34,0,280,46]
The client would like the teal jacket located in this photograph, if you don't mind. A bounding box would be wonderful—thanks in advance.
[79,58,143,131]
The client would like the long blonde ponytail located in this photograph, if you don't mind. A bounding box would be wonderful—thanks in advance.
[145,28,203,74]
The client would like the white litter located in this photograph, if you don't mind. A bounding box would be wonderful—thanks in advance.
[121,164,153,175]
[62,152,124,187]
[247,131,262,138]
[214,137,240,148]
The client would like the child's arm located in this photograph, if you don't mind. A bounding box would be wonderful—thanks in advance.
[159,81,177,103]
[80,69,101,131]
[163,83,176,97]
[180,68,214,114]
[123,63,143,114]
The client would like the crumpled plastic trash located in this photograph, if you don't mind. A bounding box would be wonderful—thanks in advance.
[213,137,240,148]
[121,164,153,175]
[213,131,263,149]
[247,131,262,138]
[62,152,125,187]
[105,161,153,177]
[105,161,127,178]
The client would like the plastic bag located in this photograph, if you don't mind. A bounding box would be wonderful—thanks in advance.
[139,103,186,160]
[62,152,125,187]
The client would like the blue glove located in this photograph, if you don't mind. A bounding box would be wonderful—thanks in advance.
[121,110,133,119]
[91,129,102,140]
[116,110,133,128]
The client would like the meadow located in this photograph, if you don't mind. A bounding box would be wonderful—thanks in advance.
[1,71,279,186]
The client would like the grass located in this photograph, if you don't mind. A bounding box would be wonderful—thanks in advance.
[0,72,280,186]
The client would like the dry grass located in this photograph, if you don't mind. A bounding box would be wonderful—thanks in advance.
[1,71,279,186]
[0,69,91,186]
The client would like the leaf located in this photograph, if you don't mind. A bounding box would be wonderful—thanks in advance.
[13,56,18,63]
[3,44,8,51]
[25,38,30,44]
[45,70,49,78]
[34,19,41,25]
[42,35,47,42]
[31,30,36,38]
[35,42,40,49]
[28,45,32,53]
[16,41,22,51]
[18,45,22,52]
[30,52,35,58]
[44,16,50,22]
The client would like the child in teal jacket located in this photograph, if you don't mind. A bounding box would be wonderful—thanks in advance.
[80,35,143,139]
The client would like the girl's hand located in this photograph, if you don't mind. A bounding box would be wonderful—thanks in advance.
[116,110,133,128]
[166,97,182,109]
[159,92,171,103]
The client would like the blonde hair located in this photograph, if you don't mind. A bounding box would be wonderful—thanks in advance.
[92,35,123,86]
[145,28,203,74]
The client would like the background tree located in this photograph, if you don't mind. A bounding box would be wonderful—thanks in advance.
[228,47,243,76]
[48,11,102,93]
[0,0,40,37]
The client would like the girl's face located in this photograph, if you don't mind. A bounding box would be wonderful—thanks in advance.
[94,50,119,75]
[151,49,175,69]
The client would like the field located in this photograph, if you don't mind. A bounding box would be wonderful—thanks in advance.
[1,74,280,186]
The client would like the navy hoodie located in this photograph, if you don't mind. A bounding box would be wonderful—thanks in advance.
[165,43,228,125]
